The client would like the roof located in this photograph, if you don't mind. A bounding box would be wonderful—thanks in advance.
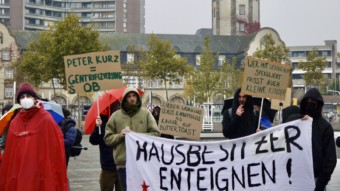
[11,31,257,55]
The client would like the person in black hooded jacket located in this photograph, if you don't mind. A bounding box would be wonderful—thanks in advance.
[300,88,337,191]
[222,88,259,139]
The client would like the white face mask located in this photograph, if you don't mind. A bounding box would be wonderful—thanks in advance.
[20,97,35,109]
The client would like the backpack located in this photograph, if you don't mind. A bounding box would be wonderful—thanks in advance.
[62,121,83,157]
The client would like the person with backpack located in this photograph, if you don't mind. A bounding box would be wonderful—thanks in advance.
[59,108,77,167]
[90,101,121,191]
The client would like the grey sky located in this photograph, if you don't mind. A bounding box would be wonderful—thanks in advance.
[145,0,340,50]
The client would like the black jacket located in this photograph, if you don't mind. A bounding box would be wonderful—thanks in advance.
[89,115,117,171]
[222,88,258,139]
[300,88,337,191]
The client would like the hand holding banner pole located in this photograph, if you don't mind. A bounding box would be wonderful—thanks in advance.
[97,92,102,134]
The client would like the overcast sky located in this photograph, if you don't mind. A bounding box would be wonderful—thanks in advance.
[145,0,340,49]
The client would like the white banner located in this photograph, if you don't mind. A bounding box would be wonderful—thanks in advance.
[126,118,314,191]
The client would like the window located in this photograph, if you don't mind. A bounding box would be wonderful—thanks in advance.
[5,87,13,98]
[5,68,13,79]
[127,53,134,64]
[239,4,245,15]
[123,2,127,8]
[196,55,201,65]
[123,13,127,18]
[170,77,183,88]
[239,23,245,32]
[2,49,10,61]
[123,22,127,28]
[51,78,62,88]
[218,55,225,66]
[147,80,153,88]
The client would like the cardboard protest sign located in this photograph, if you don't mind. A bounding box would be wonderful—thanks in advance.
[241,57,292,100]
[126,119,314,191]
[64,51,123,94]
[271,88,292,110]
[158,102,204,140]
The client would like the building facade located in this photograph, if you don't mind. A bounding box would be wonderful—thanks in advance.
[212,0,260,36]
[0,0,145,33]
[288,40,338,99]
[10,27,284,107]
[0,24,19,108]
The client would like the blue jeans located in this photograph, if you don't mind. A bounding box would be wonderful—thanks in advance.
[117,168,126,191]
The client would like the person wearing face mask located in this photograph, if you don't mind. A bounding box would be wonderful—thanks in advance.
[0,82,68,191]
[300,88,337,191]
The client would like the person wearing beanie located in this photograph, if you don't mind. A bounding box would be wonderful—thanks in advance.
[104,87,160,191]
[0,82,68,191]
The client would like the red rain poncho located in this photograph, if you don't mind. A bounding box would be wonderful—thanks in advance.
[0,107,68,191]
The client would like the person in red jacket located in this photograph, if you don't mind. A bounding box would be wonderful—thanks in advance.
[0,82,68,191]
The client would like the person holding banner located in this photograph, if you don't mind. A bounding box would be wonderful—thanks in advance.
[90,101,121,191]
[222,88,259,139]
[299,88,337,191]
[152,105,174,139]
[104,87,160,191]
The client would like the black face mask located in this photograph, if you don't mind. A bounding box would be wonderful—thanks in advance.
[303,102,319,118]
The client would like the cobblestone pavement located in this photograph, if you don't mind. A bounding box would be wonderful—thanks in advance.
[68,134,340,191]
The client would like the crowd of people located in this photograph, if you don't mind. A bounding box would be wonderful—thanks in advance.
[1,83,340,191]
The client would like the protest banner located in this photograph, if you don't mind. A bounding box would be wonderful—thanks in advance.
[126,118,314,191]
[241,57,292,100]
[158,102,204,140]
[64,51,123,94]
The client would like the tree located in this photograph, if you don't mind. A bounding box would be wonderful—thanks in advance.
[138,34,193,101]
[298,49,327,88]
[253,34,290,63]
[219,57,243,97]
[15,14,107,91]
[252,33,291,88]
[184,36,222,104]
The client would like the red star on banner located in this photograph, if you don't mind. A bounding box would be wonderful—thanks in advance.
[141,180,149,191]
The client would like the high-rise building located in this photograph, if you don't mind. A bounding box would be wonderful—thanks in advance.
[212,0,260,36]
[0,0,145,33]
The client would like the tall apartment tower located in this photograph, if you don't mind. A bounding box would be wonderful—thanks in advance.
[212,0,260,36]
[0,0,145,33]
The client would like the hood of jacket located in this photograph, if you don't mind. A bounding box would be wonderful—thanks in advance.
[121,86,142,113]
[231,88,254,117]
[300,88,324,116]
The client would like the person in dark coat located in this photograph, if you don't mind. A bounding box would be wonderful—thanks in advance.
[89,101,121,191]
[282,105,301,123]
[300,88,337,191]
[152,105,174,139]
[59,108,77,167]
[222,88,258,139]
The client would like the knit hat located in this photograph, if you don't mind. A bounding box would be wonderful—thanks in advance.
[16,82,38,103]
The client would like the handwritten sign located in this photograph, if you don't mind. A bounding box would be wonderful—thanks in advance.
[126,119,314,190]
[64,51,123,94]
[241,57,292,100]
[158,102,204,140]
[271,88,292,110]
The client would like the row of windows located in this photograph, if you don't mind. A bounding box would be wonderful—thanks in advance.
[122,76,184,89]
[26,0,114,8]
[127,53,227,66]
[292,74,333,80]
[289,50,332,57]
[292,62,332,69]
